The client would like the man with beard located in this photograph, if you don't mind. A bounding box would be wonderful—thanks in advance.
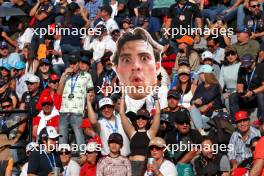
[228,111,260,170]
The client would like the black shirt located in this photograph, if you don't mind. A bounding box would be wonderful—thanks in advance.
[34,2,55,29]
[168,2,201,39]
[161,107,190,126]
[237,63,264,91]
[21,90,41,117]
[245,11,264,33]
[27,150,63,176]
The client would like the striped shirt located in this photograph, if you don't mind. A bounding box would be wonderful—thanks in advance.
[228,126,260,163]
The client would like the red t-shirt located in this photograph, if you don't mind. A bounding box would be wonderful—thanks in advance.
[80,163,96,176]
[32,115,59,128]
[35,88,62,110]
[253,137,264,176]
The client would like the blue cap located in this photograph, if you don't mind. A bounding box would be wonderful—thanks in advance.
[236,27,250,33]
[1,63,11,71]
[39,58,51,65]
[0,41,8,49]
[14,61,26,70]
[197,64,214,74]
[80,56,90,64]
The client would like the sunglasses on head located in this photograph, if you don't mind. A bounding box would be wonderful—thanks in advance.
[59,151,71,155]
[225,51,236,56]
[2,104,11,109]
[251,4,260,8]
[42,102,52,107]
[149,145,163,151]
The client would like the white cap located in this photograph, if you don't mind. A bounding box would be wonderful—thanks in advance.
[58,144,71,151]
[99,97,114,109]
[39,126,62,139]
[26,73,40,83]
[86,142,98,152]
[201,51,213,60]
[26,142,38,152]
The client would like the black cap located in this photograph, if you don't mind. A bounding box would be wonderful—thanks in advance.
[68,2,80,12]
[126,111,137,122]
[80,56,90,64]
[167,90,181,99]
[160,113,170,123]
[39,58,51,65]
[178,58,190,66]
[240,54,255,68]
[174,110,191,124]
[136,108,150,119]
[100,5,113,16]
[95,24,107,35]
[69,54,80,64]
[108,133,123,145]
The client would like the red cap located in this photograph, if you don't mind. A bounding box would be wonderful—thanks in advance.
[41,95,53,104]
[232,167,248,176]
[49,74,60,81]
[235,111,249,122]
[80,118,92,128]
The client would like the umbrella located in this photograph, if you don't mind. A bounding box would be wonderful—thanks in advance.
[0,6,26,17]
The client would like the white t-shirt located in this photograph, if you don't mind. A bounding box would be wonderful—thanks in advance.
[63,159,80,176]
[52,39,64,65]
[98,115,130,156]
[97,18,119,34]
[144,160,177,176]
[19,162,28,176]
[16,74,28,101]
[17,28,34,50]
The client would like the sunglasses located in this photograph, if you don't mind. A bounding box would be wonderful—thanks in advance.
[49,80,59,84]
[251,4,260,8]
[236,119,249,123]
[2,104,11,109]
[177,121,190,125]
[136,116,148,120]
[40,63,50,67]
[207,45,215,48]
[42,102,53,107]
[14,69,22,72]
[225,51,236,56]
[26,82,34,85]
[149,145,163,151]
[59,151,71,155]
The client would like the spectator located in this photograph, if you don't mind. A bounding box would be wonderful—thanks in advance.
[36,58,54,90]
[229,54,264,121]
[0,63,15,91]
[194,136,231,175]
[0,77,18,109]
[121,18,133,33]
[53,0,68,25]
[32,94,60,141]
[58,144,80,176]
[157,112,173,138]
[50,32,64,76]
[174,65,197,108]
[80,118,102,144]
[174,36,200,72]
[84,0,103,22]
[27,126,63,175]
[21,46,38,74]
[206,36,225,65]
[145,137,177,176]
[219,46,241,111]
[201,50,221,79]
[80,141,101,176]
[228,111,261,169]
[58,55,94,149]
[119,91,160,176]
[87,96,131,156]
[79,53,92,73]
[98,5,119,33]
[96,133,132,176]
[232,28,260,58]
[258,42,264,63]
[0,41,9,63]
[14,61,28,101]
[190,64,223,134]
[250,136,264,176]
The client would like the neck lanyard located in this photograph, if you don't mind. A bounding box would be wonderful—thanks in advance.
[177,3,188,14]
[64,166,68,176]
[44,151,56,169]
[70,73,79,94]
[245,68,256,90]
[253,20,257,33]
[105,118,118,133]
[42,80,48,89]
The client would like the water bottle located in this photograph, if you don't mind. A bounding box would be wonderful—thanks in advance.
[147,158,155,176]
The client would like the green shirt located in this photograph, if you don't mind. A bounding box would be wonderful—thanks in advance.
[232,39,260,58]
[152,0,175,9]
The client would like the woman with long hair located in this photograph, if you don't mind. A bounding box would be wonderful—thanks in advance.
[175,65,197,109]
[219,46,241,111]
[21,45,39,74]
[189,64,224,135]
[119,91,160,176]
[36,59,55,90]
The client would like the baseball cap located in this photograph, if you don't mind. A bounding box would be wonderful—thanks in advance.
[0,77,8,87]
[39,58,51,65]
[80,118,92,128]
[235,111,249,122]
[26,74,40,83]
[96,24,107,34]
[197,64,214,74]
[160,113,170,123]
[122,18,131,24]
[148,137,166,148]
[0,41,8,49]
[240,54,255,68]
[178,65,191,75]
[39,126,62,140]
[41,94,53,104]
[167,90,180,99]
[176,36,194,46]
[86,141,98,152]
[80,56,91,64]
[178,58,190,66]
[68,2,80,11]
[99,97,114,109]
[100,5,113,16]
[101,51,113,62]
[69,54,80,64]
[1,63,11,71]
[174,110,191,124]
[136,108,150,119]
[14,61,26,70]
[108,133,123,146]
[110,26,120,34]
[49,74,60,81]
[236,27,250,34]
[201,51,213,60]
[26,142,38,152]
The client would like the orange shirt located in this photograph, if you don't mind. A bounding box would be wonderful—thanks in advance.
[254,137,264,176]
